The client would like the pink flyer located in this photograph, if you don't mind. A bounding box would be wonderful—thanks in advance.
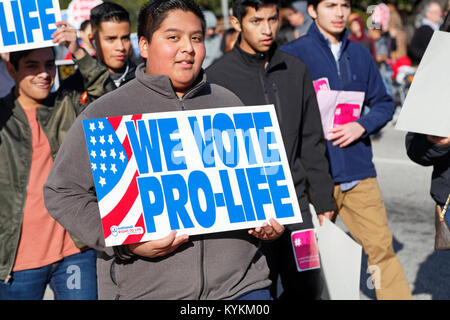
[333,103,361,126]
[315,90,365,139]
[291,229,320,272]
[313,78,330,94]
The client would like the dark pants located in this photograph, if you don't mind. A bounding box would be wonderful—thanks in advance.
[261,207,323,300]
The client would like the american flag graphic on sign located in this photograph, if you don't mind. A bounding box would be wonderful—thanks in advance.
[83,114,146,246]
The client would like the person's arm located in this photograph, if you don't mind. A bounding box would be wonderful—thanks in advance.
[330,52,395,148]
[52,21,113,113]
[299,68,337,223]
[44,113,112,254]
[406,132,450,166]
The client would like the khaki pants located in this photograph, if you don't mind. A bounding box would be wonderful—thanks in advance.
[333,178,412,300]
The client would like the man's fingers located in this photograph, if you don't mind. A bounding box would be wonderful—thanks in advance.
[268,218,284,234]
[151,230,178,250]
[332,135,350,146]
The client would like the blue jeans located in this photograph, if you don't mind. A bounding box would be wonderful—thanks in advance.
[235,288,273,300]
[0,249,97,300]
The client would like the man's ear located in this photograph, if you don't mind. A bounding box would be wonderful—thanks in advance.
[6,61,16,80]
[88,31,99,52]
[307,5,318,20]
[230,16,242,33]
[139,36,149,59]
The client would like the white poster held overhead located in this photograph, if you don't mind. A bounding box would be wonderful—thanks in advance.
[395,31,450,137]
[0,0,61,53]
[66,0,102,30]
[310,206,362,300]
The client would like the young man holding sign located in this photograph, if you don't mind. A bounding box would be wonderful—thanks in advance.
[281,0,412,299]
[61,2,136,99]
[44,0,286,300]
[0,19,111,299]
[206,0,337,300]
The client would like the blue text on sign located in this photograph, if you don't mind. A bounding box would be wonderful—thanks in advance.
[0,0,57,46]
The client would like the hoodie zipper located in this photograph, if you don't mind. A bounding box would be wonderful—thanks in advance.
[271,82,283,127]
[176,86,206,299]
[178,97,186,110]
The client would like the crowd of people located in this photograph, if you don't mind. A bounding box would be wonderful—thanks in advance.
[0,0,448,301]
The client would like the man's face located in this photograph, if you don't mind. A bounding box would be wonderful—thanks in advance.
[7,48,56,104]
[426,3,442,25]
[286,8,305,27]
[233,4,279,54]
[92,21,131,73]
[139,10,205,97]
[308,0,351,43]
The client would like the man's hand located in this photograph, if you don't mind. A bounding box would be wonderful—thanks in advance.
[52,21,86,60]
[328,122,366,148]
[127,231,189,259]
[317,211,334,226]
[427,135,450,146]
[248,218,285,241]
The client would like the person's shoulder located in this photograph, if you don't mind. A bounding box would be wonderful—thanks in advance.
[346,40,374,62]
[277,49,308,70]
[83,79,141,118]
[282,34,313,50]
[207,82,243,106]
[206,49,239,71]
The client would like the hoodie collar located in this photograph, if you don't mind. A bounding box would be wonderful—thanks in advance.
[135,63,207,100]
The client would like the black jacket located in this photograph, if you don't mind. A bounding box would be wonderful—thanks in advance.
[206,43,336,220]
[408,25,434,65]
[406,132,449,206]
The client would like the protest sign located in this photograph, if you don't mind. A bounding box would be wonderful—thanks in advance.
[66,0,102,30]
[291,229,320,272]
[315,89,365,139]
[0,0,61,53]
[82,105,303,247]
[395,31,450,137]
[310,206,362,300]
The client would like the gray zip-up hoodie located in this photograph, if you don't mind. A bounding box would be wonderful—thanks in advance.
[43,64,271,300]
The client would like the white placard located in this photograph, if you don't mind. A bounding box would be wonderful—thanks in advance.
[0,0,61,53]
[82,105,303,247]
[395,31,450,137]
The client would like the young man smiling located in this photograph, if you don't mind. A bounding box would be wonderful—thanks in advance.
[281,0,412,299]
[206,0,336,300]
[63,2,136,97]
[0,21,111,299]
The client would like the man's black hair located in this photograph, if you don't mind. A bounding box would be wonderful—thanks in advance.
[232,0,278,23]
[137,0,205,42]
[80,19,91,32]
[9,48,55,70]
[307,0,322,10]
[307,0,351,10]
[90,2,130,31]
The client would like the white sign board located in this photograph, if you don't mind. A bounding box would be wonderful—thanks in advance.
[0,0,61,53]
[311,206,362,300]
[82,105,303,247]
[395,31,450,137]
[66,0,102,30]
